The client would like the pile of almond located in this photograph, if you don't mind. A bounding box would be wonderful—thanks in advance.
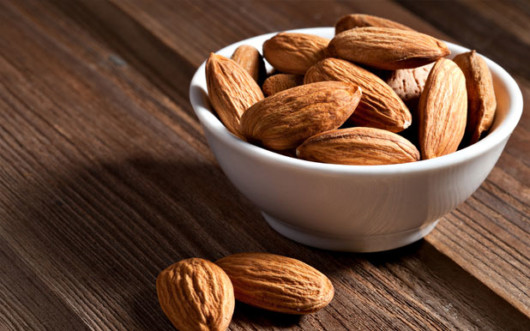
[206,14,497,165]
[156,253,334,330]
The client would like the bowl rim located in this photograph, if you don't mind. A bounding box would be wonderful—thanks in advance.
[189,27,523,175]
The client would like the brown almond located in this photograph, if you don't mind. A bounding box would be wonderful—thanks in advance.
[262,73,304,96]
[453,50,497,145]
[328,27,450,70]
[385,63,435,147]
[418,58,468,159]
[156,258,235,331]
[297,127,420,165]
[241,81,362,150]
[231,45,266,83]
[263,32,329,74]
[216,253,334,314]
[305,58,411,132]
[386,63,434,104]
[206,53,264,136]
[335,14,413,34]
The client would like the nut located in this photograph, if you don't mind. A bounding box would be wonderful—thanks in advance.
[216,253,334,314]
[418,58,468,159]
[231,45,265,83]
[263,32,329,75]
[241,81,361,150]
[205,15,497,165]
[335,13,413,34]
[156,258,235,331]
[206,53,264,136]
[453,50,497,145]
[296,127,420,165]
[385,62,434,105]
[262,73,304,96]
[305,57,411,132]
[328,27,450,70]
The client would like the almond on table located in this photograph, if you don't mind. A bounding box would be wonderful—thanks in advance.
[216,253,334,315]
[156,258,235,331]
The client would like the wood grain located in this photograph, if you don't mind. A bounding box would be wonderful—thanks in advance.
[1,0,529,330]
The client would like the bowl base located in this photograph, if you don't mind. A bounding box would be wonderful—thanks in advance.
[262,212,438,252]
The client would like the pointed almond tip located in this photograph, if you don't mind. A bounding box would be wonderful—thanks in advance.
[206,52,217,65]
[208,52,227,62]
[439,41,451,56]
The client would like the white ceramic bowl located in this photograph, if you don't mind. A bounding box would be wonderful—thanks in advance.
[189,27,523,252]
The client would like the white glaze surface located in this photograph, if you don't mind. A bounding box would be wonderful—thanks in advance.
[189,28,523,252]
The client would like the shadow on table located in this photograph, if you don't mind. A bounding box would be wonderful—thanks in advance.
[6,156,528,330]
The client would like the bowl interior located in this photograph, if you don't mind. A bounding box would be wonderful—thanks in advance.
[189,27,523,174]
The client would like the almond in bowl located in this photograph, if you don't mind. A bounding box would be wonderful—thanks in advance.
[189,19,522,252]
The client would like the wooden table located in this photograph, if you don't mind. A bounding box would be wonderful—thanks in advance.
[1,0,528,329]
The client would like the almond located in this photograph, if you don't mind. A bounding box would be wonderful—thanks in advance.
[418,58,468,159]
[262,73,303,96]
[240,81,362,150]
[305,58,411,132]
[216,253,334,314]
[297,127,420,165]
[385,63,435,147]
[328,27,450,70]
[231,45,266,83]
[156,258,235,331]
[263,32,329,74]
[335,14,413,34]
[453,50,497,145]
[386,63,434,105]
[206,53,264,136]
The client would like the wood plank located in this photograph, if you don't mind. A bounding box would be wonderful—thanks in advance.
[0,240,90,331]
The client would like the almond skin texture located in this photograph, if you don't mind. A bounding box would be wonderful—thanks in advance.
[386,63,434,104]
[231,45,266,83]
[328,27,450,70]
[305,58,411,132]
[335,14,413,34]
[297,127,420,165]
[262,73,304,96]
[206,53,264,136]
[156,258,235,331]
[216,253,334,314]
[263,32,329,75]
[418,58,468,159]
[241,81,362,150]
[453,50,497,145]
